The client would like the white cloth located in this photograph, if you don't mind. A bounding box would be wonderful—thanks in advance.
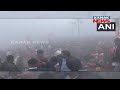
[112,62,117,66]
[14,56,20,65]
[54,50,62,56]
[6,52,12,56]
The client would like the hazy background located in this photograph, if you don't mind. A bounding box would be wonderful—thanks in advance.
[0,19,116,48]
[0,11,119,48]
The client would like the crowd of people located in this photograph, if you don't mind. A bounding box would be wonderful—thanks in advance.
[0,49,82,72]
[0,37,120,79]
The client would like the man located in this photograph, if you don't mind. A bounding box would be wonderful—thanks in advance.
[46,56,58,71]
[28,58,53,71]
[0,58,2,69]
[57,50,82,71]
[112,38,120,71]
[0,55,19,72]
[15,56,25,72]
[113,38,120,62]
[36,49,48,68]
[27,58,39,71]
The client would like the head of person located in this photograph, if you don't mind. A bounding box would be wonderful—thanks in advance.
[62,50,71,59]
[28,58,39,68]
[6,55,14,63]
[37,49,44,58]
[114,38,120,48]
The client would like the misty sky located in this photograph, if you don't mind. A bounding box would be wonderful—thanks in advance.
[0,19,116,47]
[0,11,118,48]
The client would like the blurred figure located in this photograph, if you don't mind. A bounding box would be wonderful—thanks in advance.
[37,49,47,62]
[113,38,120,62]
[0,50,6,63]
[36,49,48,68]
[57,50,82,71]
[0,55,19,72]
[0,58,2,69]
[15,56,25,72]
[46,56,58,71]
[113,38,120,71]
[27,58,39,71]
[0,58,2,63]
[90,41,106,70]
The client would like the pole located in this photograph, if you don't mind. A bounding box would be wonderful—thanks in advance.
[116,19,120,37]
[72,21,74,37]
[77,19,80,37]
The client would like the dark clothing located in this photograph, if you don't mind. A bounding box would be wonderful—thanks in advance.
[56,55,82,71]
[56,54,63,66]
[113,47,120,62]
[67,57,82,71]
[37,56,48,63]
[28,57,56,71]
[112,47,120,71]
[45,62,56,71]
[0,61,19,72]
[36,57,48,68]
[0,63,2,69]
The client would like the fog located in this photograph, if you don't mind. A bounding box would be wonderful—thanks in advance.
[0,11,119,49]
[0,12,119,73]
[0,19,116,48]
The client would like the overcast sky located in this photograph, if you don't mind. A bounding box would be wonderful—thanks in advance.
[0,11,118,48]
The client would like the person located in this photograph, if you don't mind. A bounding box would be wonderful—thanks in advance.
[113,38,120,62]
[15,56,25,72]
[0,58,2,69]
[57,50,82,71]
[27,58,52,71]
[27,58,39,71]
[0,55,19,72]
[112,38,120,71]
[90,43,106,70]
[46,56,58,71]
[36,49,48,68]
